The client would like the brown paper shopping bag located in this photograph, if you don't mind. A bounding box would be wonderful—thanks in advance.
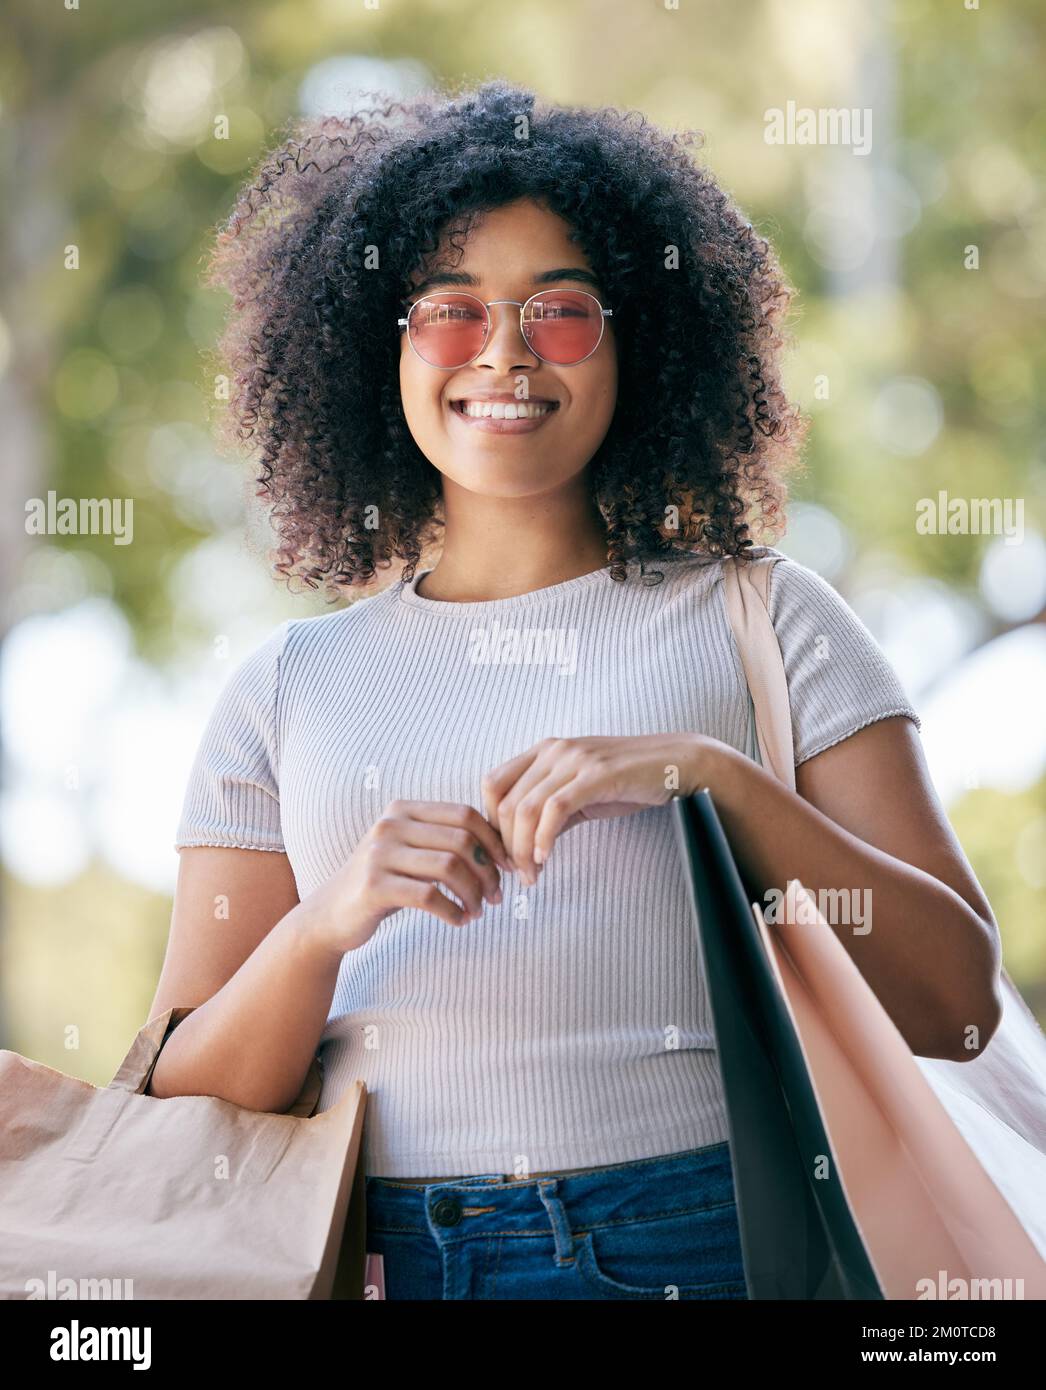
[0,1007,367,1300]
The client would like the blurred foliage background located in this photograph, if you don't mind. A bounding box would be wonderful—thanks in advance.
[1,0,1043,1088]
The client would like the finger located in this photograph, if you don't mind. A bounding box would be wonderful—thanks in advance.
[384,800,513,873]
[480,748,538,827]
[531,773,590,866]
[383,872,472,927]
[396,821,502,903]
[490,756,557,881]
[480,753,542,870]
[385,845,489,917]
[512,768,582,876]
[452,802,516,876]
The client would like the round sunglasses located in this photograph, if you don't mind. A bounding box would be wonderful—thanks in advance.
[397,290,614,370]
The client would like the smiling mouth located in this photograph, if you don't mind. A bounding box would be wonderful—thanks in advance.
[448,398,560,435]
[451,400,559,420]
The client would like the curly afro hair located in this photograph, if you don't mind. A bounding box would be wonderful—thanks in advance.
[205,78,808,595]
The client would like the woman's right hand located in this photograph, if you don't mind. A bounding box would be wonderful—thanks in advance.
[301,800,515,956]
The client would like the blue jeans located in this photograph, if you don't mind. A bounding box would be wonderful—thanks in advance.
[364,1140,749,1300]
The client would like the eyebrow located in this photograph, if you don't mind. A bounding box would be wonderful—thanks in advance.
[407,266,604,298]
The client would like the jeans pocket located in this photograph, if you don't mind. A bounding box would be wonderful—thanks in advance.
[363,1228,444,1300]
[573,1200,748,1301]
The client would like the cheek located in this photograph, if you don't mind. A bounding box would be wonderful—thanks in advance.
[398,346,420,410]
[576,355,618,434]
[399,352,443,440]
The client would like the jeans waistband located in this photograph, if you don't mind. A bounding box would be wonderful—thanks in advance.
[365,1141,736,1240]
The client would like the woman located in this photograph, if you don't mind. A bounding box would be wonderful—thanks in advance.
[147,81,1002,1300]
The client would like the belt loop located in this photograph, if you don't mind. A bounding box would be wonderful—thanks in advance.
[537,1180,576,1265]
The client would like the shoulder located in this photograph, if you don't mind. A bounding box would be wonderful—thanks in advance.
[623,544,868,618]
[751,548,890,650]
[209,581,399,713]
[676,542,888,634]
[733,547,850,625]
[630,547,809,620]
[279,580,401,668]
[630,548,731,602]
[741,549,922,763]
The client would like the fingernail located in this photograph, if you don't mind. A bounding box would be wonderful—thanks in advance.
[492,888,503,904]
[533,847,545,865]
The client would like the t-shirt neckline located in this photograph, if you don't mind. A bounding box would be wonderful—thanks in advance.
[397,562,616,615]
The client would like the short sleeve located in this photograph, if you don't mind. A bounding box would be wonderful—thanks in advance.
[767,557,921,766]
[173,622,290,852]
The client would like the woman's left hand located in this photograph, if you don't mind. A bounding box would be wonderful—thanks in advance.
[480,733,714,884]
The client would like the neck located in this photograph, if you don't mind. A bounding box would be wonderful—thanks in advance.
[416,477,610,602]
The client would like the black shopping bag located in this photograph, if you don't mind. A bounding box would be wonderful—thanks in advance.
[671,790,883,1300]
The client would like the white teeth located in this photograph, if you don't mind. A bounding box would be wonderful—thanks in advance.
[456,400,554,419]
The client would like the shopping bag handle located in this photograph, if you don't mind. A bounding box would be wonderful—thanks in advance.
[108,1006,325,1118]
[720,554,795,790]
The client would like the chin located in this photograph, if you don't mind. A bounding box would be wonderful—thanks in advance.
[457,474,560,499]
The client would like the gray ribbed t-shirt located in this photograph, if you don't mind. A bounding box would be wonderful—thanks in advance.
[173,546,920,1177]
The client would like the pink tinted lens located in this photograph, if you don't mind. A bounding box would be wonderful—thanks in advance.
[523,291,603,364]
[407,294,488,367]
[407,290,605,367]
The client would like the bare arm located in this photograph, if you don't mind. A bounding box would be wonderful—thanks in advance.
[146,848,344,1113]
[146,803,511,1114]
[704,717,1003,1061]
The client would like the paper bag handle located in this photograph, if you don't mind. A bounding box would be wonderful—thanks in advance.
[721,553,795,790]
[108,1006,325,1118]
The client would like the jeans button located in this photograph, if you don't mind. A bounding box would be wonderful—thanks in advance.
[431,1197,462,1228]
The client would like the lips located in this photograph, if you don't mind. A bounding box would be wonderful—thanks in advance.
[449,395,557,405]
[452,399,558,419]
[447,396,560,434]
[450,396,558,410]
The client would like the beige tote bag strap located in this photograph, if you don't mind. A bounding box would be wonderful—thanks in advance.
[109,1006,324,1118]
[721,554,795,790]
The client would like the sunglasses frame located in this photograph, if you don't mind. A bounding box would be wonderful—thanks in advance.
[397,289,614,370]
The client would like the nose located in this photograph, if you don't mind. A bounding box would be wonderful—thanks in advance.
[473,302,540,372]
